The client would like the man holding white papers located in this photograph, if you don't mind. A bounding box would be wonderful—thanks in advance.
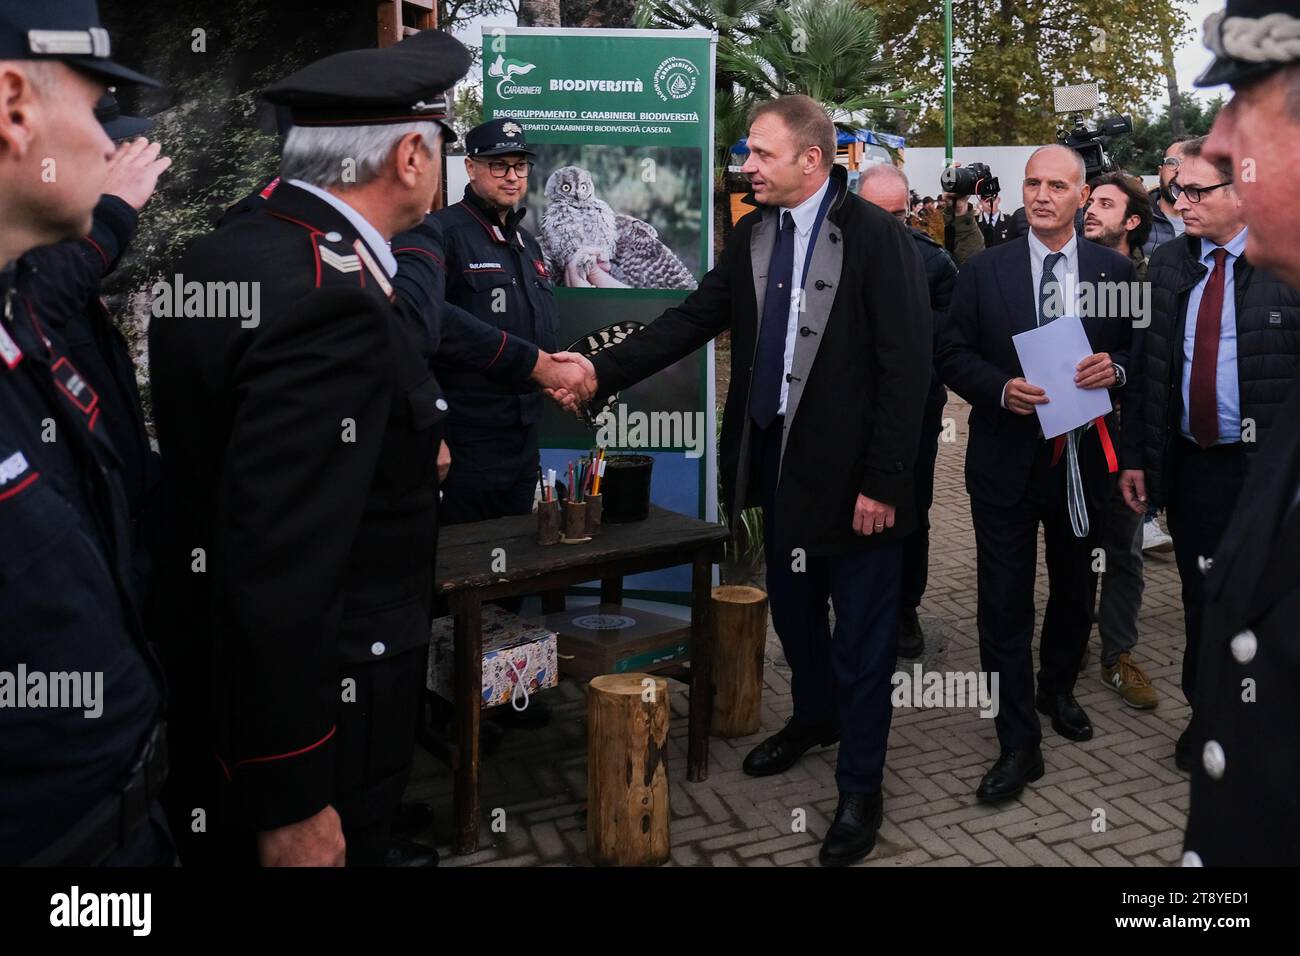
[939,145,1136,803]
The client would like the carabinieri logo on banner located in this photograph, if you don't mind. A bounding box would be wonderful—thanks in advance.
[653,57,699,101]
[487,55,539,100]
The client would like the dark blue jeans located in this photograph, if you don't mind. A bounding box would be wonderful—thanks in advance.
[754,417,902,793]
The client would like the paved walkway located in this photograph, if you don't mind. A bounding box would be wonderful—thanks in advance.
[407,396,1191,866]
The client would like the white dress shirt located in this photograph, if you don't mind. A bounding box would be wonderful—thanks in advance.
[777,174,831,415]
[1027,228,1080,322]
[288,178,397,277]
[1002,229,1126,407]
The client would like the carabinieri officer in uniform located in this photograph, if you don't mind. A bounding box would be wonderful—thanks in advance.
[422,118,562,525]
[0,0,170,867]
[149,29,470,867]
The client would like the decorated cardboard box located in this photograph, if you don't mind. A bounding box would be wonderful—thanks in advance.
[427,604,559,710]
[535,603,691,683]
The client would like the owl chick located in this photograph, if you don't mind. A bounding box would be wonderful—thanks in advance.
[611,214,697,290]
[540,166,618,283]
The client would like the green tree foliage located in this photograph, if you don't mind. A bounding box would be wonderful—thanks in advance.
[718,0,917,117]
[452,84,485,140]
[101,0,378,295]
[97,0,390,411]
[1108,95,1225,176]
[637,0,913,244]
[872,0,1195,147]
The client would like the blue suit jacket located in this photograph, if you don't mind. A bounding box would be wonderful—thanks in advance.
[938,235,1136,507]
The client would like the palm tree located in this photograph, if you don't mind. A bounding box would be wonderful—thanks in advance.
[637,0,915,243]
[637,0,772,244]
[720,0,916,122]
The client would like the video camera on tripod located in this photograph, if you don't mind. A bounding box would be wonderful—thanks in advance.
[1053,83,1132,179]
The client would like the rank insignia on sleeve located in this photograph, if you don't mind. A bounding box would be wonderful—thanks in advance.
[0,321,22,369]
[0,450,32,489]
[51,356,98,414]
[320,246,362,274]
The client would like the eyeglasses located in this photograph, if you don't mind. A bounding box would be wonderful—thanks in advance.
[1159,156,1182,169]
[1168,180,1232,203]
[477,158,534,178]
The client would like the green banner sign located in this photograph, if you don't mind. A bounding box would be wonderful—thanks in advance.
[483,27,718,600]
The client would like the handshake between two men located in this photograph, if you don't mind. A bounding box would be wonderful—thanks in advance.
[532,350,599,414]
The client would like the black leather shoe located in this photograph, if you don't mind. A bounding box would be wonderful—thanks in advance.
[898,607,924,659]
[392,802,434,841]
[1035,689,1093,741]
[1175,726,1196,773]
[385,839,440,867]
[742,720,839,777]
[819,790,883,866]
[975,747,1045,803]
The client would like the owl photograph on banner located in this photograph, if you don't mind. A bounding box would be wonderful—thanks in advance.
[528,146,703,291]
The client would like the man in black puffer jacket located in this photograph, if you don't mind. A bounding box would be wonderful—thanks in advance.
[1118,136,1300,773]
[859,163,956,659]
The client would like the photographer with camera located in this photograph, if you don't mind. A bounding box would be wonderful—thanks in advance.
[938,162,987,266]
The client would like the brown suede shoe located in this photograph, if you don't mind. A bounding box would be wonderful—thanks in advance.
[1100,653,1159,709]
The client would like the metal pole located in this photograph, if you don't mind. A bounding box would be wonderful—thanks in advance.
[944,0,954,164]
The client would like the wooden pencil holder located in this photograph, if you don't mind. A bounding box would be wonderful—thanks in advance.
[584,493,603,537]
[536,498,561,545]
[562,500,588,542]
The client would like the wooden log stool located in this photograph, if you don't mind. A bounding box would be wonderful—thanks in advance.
[709,585,768,738]
[587,673,669,866]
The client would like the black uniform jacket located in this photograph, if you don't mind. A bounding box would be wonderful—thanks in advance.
[427,186,558,432]
[149,183,447,831]
[1,259,161,864]
[1184,371,1300,866]
[22,195,162,596]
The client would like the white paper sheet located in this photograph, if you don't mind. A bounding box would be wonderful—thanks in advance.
[1011,315,1113,439]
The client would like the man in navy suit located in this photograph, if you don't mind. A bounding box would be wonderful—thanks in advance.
[553,95,931,865]
[940,145,1137,802]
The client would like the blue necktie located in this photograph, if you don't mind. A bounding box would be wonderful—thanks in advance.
[1038,250,1092,537]
[750,210,796,429]
[1038,251,1064,326]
